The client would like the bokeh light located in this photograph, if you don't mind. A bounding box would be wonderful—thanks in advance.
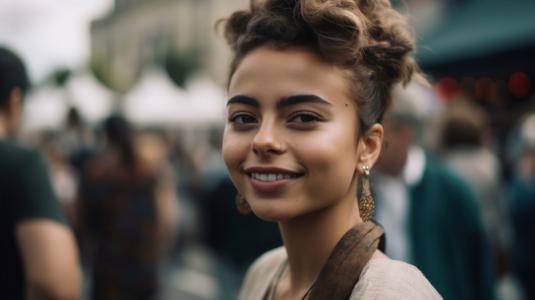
[508,71,531,99]
[435,77,460,102]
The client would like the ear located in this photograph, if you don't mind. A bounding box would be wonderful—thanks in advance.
[7,88,22,115]
[357,123,384,172]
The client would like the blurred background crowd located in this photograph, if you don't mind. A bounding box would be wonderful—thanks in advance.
[1,0,534,299]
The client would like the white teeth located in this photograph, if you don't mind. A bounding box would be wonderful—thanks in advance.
[251,172,296,182]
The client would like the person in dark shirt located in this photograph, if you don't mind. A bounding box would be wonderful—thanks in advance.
[0,46,81,300]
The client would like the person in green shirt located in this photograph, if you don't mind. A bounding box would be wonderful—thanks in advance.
[0,46,81,300]
[374,80,496,300]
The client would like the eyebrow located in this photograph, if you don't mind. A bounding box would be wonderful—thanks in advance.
[276,95,331,110]
[226,95,259,107]
[226,94,332,109]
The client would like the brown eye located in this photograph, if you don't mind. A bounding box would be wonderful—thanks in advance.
[289,112,320,124]
[230,113,257,124]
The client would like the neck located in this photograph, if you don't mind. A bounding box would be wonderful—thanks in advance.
[278,192,361,295]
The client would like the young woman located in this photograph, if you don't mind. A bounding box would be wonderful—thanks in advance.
[220,0,441,299]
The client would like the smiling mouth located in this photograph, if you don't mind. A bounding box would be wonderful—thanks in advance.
[243,168,304,194]
[248,172,302,182]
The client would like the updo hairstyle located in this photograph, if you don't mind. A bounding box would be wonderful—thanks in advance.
[221,0,419,132]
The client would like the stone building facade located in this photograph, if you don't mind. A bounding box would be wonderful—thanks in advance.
[90,0,247,91]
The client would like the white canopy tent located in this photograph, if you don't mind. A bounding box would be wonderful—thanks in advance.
[66,72,115,124]
[21,71,115,133]
[21,68,226,132]
[122,69,225,127]
[22,86,68,132]
[185,75,226,125]
[122,69,190,126]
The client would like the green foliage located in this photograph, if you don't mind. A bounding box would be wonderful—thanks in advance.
[50,68,72,87]
[163,49,203,88]
[90,59,116,92]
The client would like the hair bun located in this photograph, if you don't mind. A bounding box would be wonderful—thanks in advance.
[224,10,253,51]
[300,0,367,65]
[221,0,422,129]
[363,43,415,86]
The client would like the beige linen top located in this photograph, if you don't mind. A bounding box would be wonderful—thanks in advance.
[238,247,442,300]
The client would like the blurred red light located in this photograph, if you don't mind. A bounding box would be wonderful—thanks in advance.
[435,77,460,102]
[508,72,531,99]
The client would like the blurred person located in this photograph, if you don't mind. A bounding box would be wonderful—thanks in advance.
[77,115,178,300]
[61,107,98,176]
[220,0,441,299]
[508,112,535,300]
[41,132,80,225]
[199,127,227,191]
[435,99,511,277]
[374,81,496,300]
[0,46,81,299]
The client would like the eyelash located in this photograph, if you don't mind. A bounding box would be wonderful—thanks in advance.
[228,111,322,128]
[228,113,257,125]
[288,112,321,124]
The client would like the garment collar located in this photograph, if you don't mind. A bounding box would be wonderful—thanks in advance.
[402,145,426,186]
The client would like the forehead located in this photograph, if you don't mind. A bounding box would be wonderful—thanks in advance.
[229,47,352,101]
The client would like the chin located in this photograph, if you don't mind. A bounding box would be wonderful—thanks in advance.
[249,203,299,222]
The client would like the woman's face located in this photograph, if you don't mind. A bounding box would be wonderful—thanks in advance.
[223,47,367,221]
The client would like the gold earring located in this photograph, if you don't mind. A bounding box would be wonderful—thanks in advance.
[235,193,252,214]
[358,165,374,222]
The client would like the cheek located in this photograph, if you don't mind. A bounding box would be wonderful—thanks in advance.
[296,125,358,182]
[222,129,249,171]
[296,139,357,210]
[313,145,356,179]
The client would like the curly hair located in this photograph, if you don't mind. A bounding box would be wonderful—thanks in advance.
[221,0,419,132]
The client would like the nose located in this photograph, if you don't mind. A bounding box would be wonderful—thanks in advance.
[252,121,284,156]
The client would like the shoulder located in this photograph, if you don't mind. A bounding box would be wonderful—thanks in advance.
[251,246,286,270]
[0,141,64,224]
[243,246,286,284]
[351,258,442,300]
[422,154,477,204]
[0,140,39,168]
[238,247,286,300]
[425,154,470,189]
[0,140,52,190]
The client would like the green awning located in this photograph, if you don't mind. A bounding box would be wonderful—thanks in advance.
[416,0,535,67]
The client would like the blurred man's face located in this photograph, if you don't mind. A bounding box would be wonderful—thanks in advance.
[375,117,414,177]
[0,88,23,137]
[519,149,535,178]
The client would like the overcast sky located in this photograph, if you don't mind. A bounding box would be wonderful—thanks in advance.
[0,0,113,82]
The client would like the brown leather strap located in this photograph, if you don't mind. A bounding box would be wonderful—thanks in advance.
[307,222,385,300]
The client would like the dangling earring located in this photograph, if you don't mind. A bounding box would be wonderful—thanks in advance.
[235,193,252,214]
[358,165,374,222]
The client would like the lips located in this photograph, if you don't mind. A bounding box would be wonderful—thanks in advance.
[244,167,304,194]
[250,172,300,181]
